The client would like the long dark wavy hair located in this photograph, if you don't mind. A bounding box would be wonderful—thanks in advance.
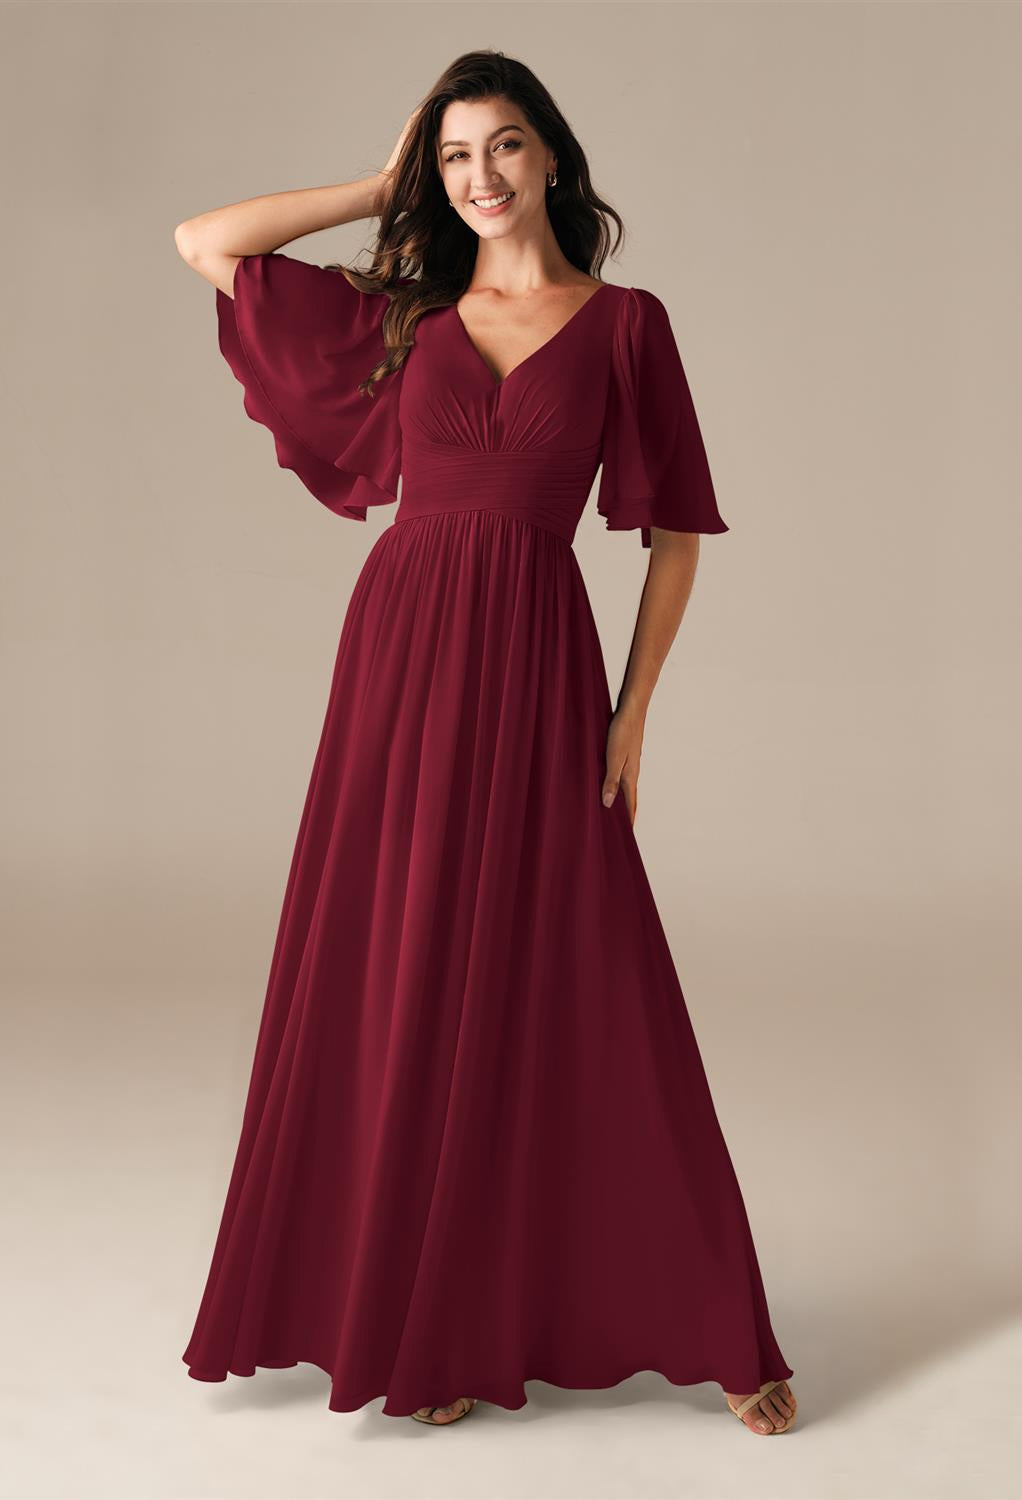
[325,49,624,396]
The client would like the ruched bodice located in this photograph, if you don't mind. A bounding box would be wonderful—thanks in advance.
[215,253,729,549]
[395,438,601,544]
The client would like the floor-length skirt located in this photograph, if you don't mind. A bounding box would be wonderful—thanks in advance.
[182,508,793,1415]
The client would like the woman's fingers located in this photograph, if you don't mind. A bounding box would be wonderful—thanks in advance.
[619,767,638,826]
[602,760,638,826]
[603,711,643,824]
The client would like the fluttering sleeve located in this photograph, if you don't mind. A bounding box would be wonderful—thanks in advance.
[214,252,403,522]
[596,287,729,547]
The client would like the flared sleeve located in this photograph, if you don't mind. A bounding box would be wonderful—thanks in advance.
[215,252,403,523]
[597,287,729,548]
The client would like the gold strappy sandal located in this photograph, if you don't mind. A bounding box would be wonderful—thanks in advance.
[726,1379,797,1434]
[410,1396,477,1426]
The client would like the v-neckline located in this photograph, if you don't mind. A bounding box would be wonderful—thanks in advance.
[453,282,611,390]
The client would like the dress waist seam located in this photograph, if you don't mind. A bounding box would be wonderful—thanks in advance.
[391,506,574,547]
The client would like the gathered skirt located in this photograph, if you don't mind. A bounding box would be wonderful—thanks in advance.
[182,508,793,1415]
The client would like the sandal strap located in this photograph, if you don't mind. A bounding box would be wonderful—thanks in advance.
[422,1397,472,1420]
[730,1379,782,1420]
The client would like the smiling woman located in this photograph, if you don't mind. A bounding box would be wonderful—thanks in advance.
[439,109,542,227]
[176,46,795,1438]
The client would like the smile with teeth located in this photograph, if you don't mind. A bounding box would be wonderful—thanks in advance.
[472,191,515,208]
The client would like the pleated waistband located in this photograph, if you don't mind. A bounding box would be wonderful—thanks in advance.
[393,437,601,544]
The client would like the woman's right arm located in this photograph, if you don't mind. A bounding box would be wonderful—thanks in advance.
[175,111,420,297]
[173,177,385,297]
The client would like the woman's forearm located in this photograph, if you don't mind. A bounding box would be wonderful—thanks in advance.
[615,531,699,719]
[174,175,386,261]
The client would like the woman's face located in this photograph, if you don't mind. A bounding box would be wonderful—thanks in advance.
[436,95,554,241]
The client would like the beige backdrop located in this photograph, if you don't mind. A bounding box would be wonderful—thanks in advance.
[3,3,1019,1497]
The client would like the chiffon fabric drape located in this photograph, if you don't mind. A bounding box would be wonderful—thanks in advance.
[181,254,792,1416]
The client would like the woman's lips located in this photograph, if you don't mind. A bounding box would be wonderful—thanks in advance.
[471,191,515,217]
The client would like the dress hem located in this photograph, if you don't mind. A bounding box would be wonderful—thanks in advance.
[183,1352,795,1417]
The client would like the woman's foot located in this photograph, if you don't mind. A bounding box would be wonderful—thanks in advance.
[724,1380,797,1433]
[411,1396,477,1425]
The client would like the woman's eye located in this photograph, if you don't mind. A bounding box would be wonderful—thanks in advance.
[445,139,521,164]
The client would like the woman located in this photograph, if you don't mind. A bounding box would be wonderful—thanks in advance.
[174,50,797,1436]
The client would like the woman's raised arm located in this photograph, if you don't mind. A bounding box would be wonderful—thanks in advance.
[174,109,421,296]
[174,179,386,296]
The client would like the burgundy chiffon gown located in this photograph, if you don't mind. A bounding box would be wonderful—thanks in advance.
[181,252,793,1416]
